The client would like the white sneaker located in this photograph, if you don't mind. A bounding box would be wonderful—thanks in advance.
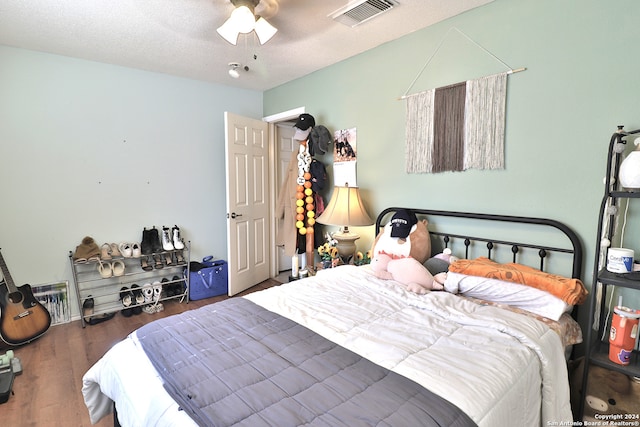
[119,242,133,258]
[131,242,141,258]
[142,283,153,303]
[152,280,162,302]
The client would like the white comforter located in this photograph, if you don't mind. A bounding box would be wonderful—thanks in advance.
[83,265,573,426]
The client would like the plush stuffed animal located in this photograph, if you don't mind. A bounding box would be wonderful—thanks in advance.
[374,254,446,294]
[424,248,460,276]
[570,357,640,421]
[370,209,444,293]
[371,209,431,263]
[434,248,459,263]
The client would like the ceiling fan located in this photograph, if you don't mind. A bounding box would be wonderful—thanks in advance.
[217,0,280,45]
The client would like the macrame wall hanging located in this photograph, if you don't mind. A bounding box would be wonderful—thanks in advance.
[401,27,525,174]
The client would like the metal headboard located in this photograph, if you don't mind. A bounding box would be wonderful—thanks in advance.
[375,208,583,280]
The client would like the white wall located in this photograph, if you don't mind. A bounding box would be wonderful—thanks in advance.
[0,46,263,318]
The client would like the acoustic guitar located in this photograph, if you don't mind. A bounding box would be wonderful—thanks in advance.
[0,249,51,346]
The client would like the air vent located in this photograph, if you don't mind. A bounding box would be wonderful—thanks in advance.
[329,0,397,27]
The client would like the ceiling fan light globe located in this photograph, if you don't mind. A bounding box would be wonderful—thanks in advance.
[230,5,256,33]
[228,68,240,78]
[217,20,240,45]
[254,17,277,44]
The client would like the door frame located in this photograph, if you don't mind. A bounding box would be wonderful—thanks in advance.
[263,106,306,278]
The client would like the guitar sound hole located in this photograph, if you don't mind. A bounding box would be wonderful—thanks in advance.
[8,291,24,304]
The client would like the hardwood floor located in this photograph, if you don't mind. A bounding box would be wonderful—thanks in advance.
[1,278,282,427]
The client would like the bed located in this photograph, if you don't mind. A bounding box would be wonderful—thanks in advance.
[82,208,585,426]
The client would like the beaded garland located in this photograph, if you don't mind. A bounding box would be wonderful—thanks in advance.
[295,143,315,236]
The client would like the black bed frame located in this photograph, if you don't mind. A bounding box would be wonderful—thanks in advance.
[375,208,583,281]
[111,208,585,427]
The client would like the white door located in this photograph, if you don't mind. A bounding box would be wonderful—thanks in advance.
[224,112,270,296]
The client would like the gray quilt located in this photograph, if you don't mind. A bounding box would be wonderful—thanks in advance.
[136,298,477,427]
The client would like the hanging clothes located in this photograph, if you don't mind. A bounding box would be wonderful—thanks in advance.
[276,150,301,257]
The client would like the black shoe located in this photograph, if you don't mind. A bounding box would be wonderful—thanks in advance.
[166,275,184,297]
[150,227,162,253]
[141,227,153,255]
[172,275,186,296]
[160,277,170,297]
[130,284,143,315]
[87,312,116,325]
[83,297,95,322]
[120,287,133,317]
[84,294,115,325]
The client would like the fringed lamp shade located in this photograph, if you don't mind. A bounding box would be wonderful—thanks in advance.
[316,185,373,260]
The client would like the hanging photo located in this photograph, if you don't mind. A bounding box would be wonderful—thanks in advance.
[333,128,358,162]
[333,128,358,186]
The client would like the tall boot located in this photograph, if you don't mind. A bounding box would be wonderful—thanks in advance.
[172,225,185,250]
[150,226,162,253]
[141,227,153,255]
[162,226,174,251]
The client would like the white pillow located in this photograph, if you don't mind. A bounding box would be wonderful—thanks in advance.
[444,272,572,321]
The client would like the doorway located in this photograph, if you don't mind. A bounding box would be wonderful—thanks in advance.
[263,107,306,279]
[275,121,296,274]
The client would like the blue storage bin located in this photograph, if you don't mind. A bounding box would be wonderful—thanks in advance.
[188,259,228,300]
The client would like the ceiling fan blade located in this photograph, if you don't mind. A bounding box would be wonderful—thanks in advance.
[255,0,279,19]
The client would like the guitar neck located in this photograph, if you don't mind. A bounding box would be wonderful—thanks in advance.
[0,250,18,293]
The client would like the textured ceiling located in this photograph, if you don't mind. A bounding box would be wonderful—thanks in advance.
[0,0,494,91]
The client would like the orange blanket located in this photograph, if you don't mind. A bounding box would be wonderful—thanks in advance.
[448,257,588,305]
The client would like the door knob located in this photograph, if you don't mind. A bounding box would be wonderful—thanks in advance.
[229,212,243,219]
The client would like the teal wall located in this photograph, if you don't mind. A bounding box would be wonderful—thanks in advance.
[0,46,262,318]
[265,0,640,323]
[2,0,639,326]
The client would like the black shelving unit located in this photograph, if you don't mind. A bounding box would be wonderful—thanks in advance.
[580,126,640,419]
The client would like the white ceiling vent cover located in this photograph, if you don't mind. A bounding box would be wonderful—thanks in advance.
[329,0,397,27]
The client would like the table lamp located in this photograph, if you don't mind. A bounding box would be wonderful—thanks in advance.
[316,184,374,261]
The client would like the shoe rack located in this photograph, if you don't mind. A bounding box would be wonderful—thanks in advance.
[69,242,191,328]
